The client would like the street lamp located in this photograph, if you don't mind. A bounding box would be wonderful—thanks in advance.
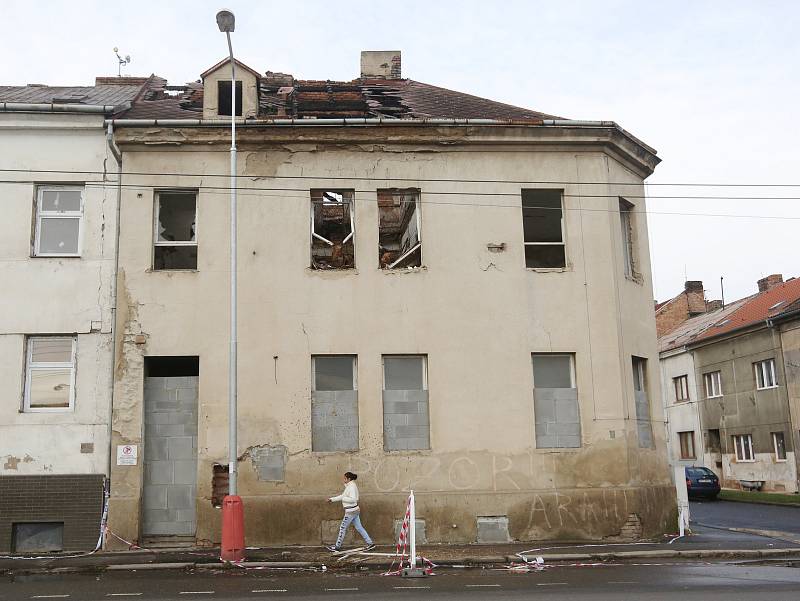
[216,7,245,563]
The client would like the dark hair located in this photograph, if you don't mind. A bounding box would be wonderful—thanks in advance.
[344,472,357,481]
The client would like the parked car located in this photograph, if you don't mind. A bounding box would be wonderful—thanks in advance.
[685,466,721,499]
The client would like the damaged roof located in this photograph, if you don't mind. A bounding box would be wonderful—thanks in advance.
[120,70,561,121]
[0,78,146,110]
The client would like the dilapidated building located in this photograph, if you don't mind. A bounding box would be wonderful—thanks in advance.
[103,50,672,548]
[0,81,140,553]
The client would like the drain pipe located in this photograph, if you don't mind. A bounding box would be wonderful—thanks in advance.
[104,122,123,547]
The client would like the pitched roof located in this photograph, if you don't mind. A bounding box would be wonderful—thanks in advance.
[692,277,800,343]
[658,298,750,353]
[0,83,143,108]
[201,58,262,80]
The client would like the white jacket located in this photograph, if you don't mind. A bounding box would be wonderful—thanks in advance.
[329,480,359,513]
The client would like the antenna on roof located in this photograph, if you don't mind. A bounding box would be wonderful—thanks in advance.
[113,47,131,77]
[720,276,725,309]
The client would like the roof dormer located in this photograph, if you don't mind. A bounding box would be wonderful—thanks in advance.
[201,58,260,120]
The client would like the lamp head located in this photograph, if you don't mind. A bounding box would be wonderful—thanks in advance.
[216,9,235,32]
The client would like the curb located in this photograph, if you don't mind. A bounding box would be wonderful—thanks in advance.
[716,497,800,509]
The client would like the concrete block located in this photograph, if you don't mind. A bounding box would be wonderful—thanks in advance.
[146,461,173,485]
[333,426,359,451]
[383,389,408,403]
[535,434,559,448]
[145,438,168,461]
[143,485,167,510]
[384,413,409,426]
[384,401,420,414]
[145,411,170,425]
[477,516,510,543]
[143,509,171,524]
[394,519,426,544]
[312,427,335,452]
[156,424,185,437]
[257,467,285,481]
[555,398,580,423]
[534,388,557,402]
[168,437,195,460]
[416,401,429,415]
[548,422,580,436]
[172,460,197,485]
[325,414,358,427]
[406,390,429,404]
[406,413,429,426]
[167,485,194,510]
[181,423,198,436]
[534,397,556,422]
[312,390,336,403]
[175,509,196,524]
[177,388,198,402]
[557,435,581,448]
[144,378,167,390]
[251,445,286,481]
[395,425,428,438]
[553,387,578,401]
[402,437,430,450]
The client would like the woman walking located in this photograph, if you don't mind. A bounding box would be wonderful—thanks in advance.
[326,472,375,552]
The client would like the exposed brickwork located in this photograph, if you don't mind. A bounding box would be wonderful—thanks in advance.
[0,474,104,553]
[656,281,711,337]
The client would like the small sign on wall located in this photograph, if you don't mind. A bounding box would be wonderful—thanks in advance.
[116,444,138,466]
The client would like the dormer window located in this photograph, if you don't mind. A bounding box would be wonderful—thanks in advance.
[218,81,242,116]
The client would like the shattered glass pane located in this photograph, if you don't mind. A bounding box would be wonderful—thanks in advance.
[154,246,197,270]
[29,369,71,408]
[532,355,572,388]
[524,245,565,268]
[157,193,196,242]
[378,189,421,269]
[41,189,81,212]
[522,190,563,243]
[30,338,73,363]
[38,218,80,254]
[384,356,424,390]
[314,356,355,391]
[311,190,355,269]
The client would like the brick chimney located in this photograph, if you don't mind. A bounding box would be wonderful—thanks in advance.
[685,280,706,315]
[757,274,784,293]
[360,51,401,79]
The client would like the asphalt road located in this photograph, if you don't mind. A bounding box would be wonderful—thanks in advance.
[691,499,800,536]
[3,561,800,601]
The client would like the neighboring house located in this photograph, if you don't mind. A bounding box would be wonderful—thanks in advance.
[0,79,144,553]
[656,280,722,338]
[658,275,800,493]
[104,50,672,548]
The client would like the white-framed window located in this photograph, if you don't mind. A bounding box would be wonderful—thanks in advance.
[673,374,689,402]
[34,186,84,257]
[678,431,696,459]
[619,198,636,278]
[754,358,777,390]
[521,189,566,268]
[24,337,76,412]
[704,370,723,398]
[732,433,754,462]
[772,432,787,462]
[311,355,357,392]
[378,188,421,269]
[153,190,197,270]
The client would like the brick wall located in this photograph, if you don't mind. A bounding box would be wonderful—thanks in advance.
[656,295,689,337]
[0,474,104,553]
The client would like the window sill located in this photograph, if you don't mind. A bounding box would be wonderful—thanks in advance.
[147,268,199,273]
[775,458,787,463]
[706,394,723,399]
[32,254,82,259]
[533,447,582,453]
[383,448,432,455]
[756,385,779,391]
[310,449,360,456]
[734,459,755,463]
[381,265,427,274]
[308,267,359,275]
[526,266,570,273]
[624,273,644,285]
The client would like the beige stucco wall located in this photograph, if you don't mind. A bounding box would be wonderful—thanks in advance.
[659,349,705,471]
[0,112,115,476]
[202,61,259,120]
[779,318,800,490]
[107,125,673,546]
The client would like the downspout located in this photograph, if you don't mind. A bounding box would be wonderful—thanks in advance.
[105,122,123,547]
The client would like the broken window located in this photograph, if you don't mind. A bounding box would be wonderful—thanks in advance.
[218,80,242,116]
[311,356,358,452]
[706,428,721,453]
[678,431,696,459]
[378,189,421,269]
[772,432,787,461]
[154,191,197,270]
[619,198,636,278]
[521,189,565,268]
[24,337,76,412]
[532,354,581,448]
[310,190,355,269]
[632,356,653,448]
[34,186,83,256]
[211,464,230,507]
[732,433,754,462]
[382,355,430,451]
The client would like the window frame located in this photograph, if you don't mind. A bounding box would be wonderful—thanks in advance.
[381,355,428,391]
[23,336,77,413]
[33,185,84,258]
[217,80,243,117]
[619,198,636,279]
[531,353,576,389]
[732,433,754,462]
[704,370,723,398]
[673,374,689,402]
[152,189,198,271]
[772,431,787,462]
[521,189,567,270]
[378,188,422,269]
[311,355,358,392]
[678,431,696,460]
[754,358,778,390]
[310,189,356,269]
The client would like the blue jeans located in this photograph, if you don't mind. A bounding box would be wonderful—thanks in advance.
[335,511,372,548]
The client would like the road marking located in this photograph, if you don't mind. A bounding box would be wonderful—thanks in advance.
[178,593,215,596]
[608,581,637,584]
[536,582,568,586]
[32,597,70,599]
[252,591,287,594]
[107,595,144,598]
[465,584,501,588]
[324,588,359,592]
[393,586,431,589]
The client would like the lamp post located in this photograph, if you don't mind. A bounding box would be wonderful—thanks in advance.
[216,8,245,563]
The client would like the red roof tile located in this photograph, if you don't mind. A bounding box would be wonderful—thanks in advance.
[693,277,800,342]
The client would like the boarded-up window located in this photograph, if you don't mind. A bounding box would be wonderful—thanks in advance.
[522,189,565,268]
[378,189,421,269]
[24,337,76,412]
[619,198,636,278]
[312,356,358,452]
[532,354,580,448]
[154,191,197,270]
[383,355,429,451]
[34,186,83,256]
[632,356,653,448]
[311,190,355,269]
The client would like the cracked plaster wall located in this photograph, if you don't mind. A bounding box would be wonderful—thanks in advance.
[108,136,671,545]
[0,112,116,477]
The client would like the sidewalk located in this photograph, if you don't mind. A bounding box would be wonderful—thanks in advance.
[3,523,799,575]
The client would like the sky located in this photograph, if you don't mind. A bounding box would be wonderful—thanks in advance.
[3,0,798,302]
